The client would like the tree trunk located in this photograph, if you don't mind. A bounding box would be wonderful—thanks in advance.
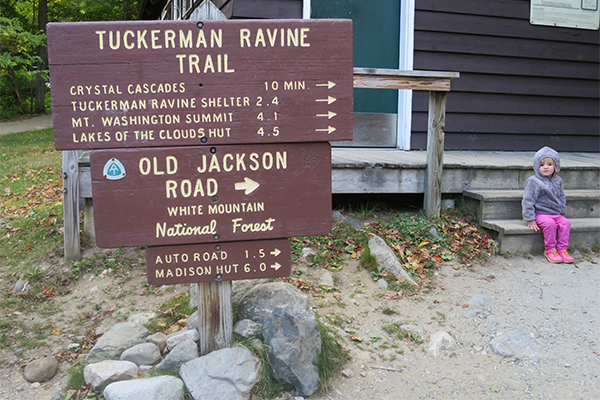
[123,0,132,20]
[35,0,48,114]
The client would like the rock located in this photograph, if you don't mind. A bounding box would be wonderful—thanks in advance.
[119,343,161,366]
[237,282,313,326]
[155,339,198,372]
[232,279,271,308]
[367,236,418,287]
[13,278,30,293]
[341,369,354,378]
[320,271,334,287]
[301,248,318,262]
[263,307,321,397]
[490,331,541,361]
[51,391,62,400]
[441,199,455,210]
[187,310,200,332]
[468,294,489,308]
[127,312,157,325]
[428,331,457,357]
[376,278,389,290]
[234,319,263,338]
[103,375,184,400]
[190,279,271,309]
[166,329,199,351]
[23,356,59,383]
[146,332,168,352]
[400,325,423,336]
[180,346,261,400]
[428,227,441,240]
[87,322,149,363]
[332,210,362,228]
[83,360,139,392]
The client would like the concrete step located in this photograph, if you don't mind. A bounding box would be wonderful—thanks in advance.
[481,218,600,254]
[463,189,600,221]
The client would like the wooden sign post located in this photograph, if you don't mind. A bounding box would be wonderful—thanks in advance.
[47,16,353,355]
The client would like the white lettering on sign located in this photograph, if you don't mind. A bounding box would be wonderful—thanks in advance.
[155,219,217,238]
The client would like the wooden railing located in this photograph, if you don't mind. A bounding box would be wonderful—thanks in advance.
[62,68,459,261]
[353,67,459,218]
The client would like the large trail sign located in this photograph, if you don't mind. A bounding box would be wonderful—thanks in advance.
[47,19,353,150]
[90,142,332,248]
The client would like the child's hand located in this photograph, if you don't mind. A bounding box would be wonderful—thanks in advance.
[527,220,539,231]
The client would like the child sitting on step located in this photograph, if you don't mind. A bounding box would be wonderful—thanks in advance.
[522,146,574,263]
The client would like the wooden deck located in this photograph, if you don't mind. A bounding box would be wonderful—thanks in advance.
[331,149,600,194]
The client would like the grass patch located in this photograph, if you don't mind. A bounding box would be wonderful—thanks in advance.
[145,293,195,333]
[317,322,350,393]
[0,129,63,273]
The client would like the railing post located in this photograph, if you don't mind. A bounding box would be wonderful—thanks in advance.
[424,91,447,218]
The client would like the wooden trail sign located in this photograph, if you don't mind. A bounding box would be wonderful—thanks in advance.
[146,239,291,285]
[90,142,332,248]
[47,19,353,150]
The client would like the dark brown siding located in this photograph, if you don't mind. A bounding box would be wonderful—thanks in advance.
[411,0,600,152]
[212,0,301,19]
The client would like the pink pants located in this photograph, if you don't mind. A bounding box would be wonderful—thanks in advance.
[535,214,571,251]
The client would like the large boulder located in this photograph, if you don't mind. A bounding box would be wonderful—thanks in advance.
[180,346,261,400]
[103,375,184,400]
[237,282,312,326]
[87,322,149,363]
[263,307,321,397]
[238,282,321,396]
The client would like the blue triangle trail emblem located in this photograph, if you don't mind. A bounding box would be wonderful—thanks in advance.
[103,158,126,180]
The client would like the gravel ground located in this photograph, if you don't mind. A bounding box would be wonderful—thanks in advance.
[1,250,598,400]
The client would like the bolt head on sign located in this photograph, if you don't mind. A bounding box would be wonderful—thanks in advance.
[47,19,354,150]
[90,142,332,248]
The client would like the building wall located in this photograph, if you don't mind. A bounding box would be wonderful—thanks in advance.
[410,0,600,152]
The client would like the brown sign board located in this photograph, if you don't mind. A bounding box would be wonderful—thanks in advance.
[91,142,331,248]
[47,19,353,150]
[145,239,291,285]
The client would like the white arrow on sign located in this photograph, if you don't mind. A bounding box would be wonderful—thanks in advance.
[316,96,336,105]
[270,248,281,257]
[316,126,336,134]
[316,111,337,119]
[316,81,336,89]
[270,262,282,271]
[234,177,260,195]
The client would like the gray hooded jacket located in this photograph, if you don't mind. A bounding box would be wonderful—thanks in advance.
[522,146,566,221]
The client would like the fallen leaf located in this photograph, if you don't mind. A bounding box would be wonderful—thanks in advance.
[350,335,363,342]
[51,328,61,335]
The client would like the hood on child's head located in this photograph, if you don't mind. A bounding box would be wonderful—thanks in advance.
[533,146,561,177]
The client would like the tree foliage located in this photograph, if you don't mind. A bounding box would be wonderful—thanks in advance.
[0,16,46,117]
[1,0,141,119]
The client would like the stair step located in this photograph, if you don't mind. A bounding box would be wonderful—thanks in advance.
[463,189,600,220]
[481,218,600,254]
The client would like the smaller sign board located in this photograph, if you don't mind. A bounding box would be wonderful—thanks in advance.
[531,0,599,30]
[91,142,332,248]
[146,239,291,285]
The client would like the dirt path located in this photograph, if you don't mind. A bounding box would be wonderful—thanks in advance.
[1,250,598,399]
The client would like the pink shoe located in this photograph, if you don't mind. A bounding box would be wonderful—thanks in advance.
[558,249,574,263]
[544,248,562,263]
